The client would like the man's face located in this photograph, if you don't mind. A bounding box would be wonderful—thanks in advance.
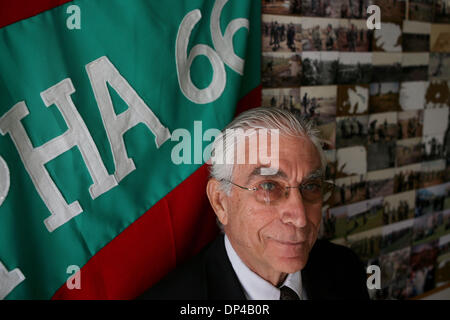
[221,134,323,277]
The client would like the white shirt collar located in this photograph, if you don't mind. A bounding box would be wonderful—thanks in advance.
[224,235,305,300]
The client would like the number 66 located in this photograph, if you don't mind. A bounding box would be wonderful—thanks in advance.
[175,0,249,104]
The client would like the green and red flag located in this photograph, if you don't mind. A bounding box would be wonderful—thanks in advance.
[0,0,260,299]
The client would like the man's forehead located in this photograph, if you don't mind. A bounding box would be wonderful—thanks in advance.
[244,164,323,182]
[231,129,322,178]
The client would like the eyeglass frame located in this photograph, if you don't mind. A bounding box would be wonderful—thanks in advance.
[220,178,336,205]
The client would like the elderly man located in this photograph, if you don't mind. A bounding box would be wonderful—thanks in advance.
[139,107,369,300]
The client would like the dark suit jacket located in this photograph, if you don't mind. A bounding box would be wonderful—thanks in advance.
[138,235,370,300]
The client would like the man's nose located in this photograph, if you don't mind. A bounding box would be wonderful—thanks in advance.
[280,187,307,228]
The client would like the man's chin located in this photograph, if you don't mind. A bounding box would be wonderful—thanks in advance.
[267,238,310,257]
[268,258,306,275]
[269,251,310,274]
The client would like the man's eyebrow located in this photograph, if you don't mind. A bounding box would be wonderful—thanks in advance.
[246,166,288,184]
[303,169,324,181]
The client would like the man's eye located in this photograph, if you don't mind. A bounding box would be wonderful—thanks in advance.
[260,181,277,191]
[303,183,321,192]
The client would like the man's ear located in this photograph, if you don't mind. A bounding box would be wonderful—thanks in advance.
[206,179,229,226]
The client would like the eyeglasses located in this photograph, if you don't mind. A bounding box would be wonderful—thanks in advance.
[222,178,335,205]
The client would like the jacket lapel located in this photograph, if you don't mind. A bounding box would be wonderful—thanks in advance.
[205,235,247,300]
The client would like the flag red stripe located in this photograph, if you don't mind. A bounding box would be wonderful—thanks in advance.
[235,85,262,116]
[51,85,261,299]
[0,0,72,29]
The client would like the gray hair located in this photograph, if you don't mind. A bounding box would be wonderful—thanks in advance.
[209,107,327,194]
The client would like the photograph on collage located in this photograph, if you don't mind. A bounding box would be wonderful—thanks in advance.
[402,20,431,52]
[420,159,447,188]
[423,106,449,136]
[422,133,446,161]
[334,174,367,206]
[337,52,373,84]
[336,115,368,148]
[323,204,348,239]
[369,82,400,113]
[394,163,423,193]
[379,246,411,300]
[337,84,369,116]
[415,182,450,217]
[301,51,339,85]
[301,0,371,19]
[407,240,439,298]
[396,137,424,167]
[297,17,341,51]
[262,87,301,110]
[435,0,450,23]
[300,0,337,17]
[366,167,395,198]
[383,190,416,225]
[413,210,448,246]
[372,53,402,82]
[399,81,427,111]
[345,197,385,236]
[409,0,435,23]
[368,111,398,144]
[299,85,337,124]
[338,19,372,52]
[430,23,450,52]
[262,14,302,52]
[346,227,382,263]
[425,80,450,109]
[299,85,337,149]
[367,139,396,171]
[262,52,302,87]
[336,145,368,178]
[262,0,302,15]
[429,53,450,80]
[401,53,430,82]
[373,22,403,52]
[380,219,414,254]
[397,110,423,140]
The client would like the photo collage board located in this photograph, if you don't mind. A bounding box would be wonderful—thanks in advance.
[262,0,450,299]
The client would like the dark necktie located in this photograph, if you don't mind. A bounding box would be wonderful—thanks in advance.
[279,286,300,300]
